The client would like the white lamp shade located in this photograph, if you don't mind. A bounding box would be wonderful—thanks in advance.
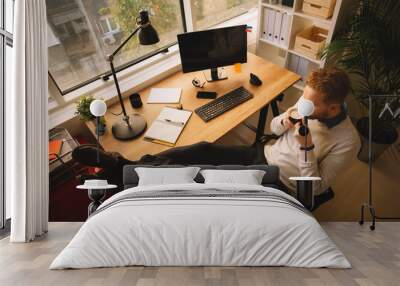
[297,97,315,117]
[90,99,107,117]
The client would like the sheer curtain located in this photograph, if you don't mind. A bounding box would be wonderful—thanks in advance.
[7,0,48,242]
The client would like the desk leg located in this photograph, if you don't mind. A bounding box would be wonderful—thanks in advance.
[87,189,106,217]
[271,99,280,117]
[256,105,269,142]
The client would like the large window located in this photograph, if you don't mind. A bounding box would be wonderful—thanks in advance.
[47,0,257,95]
[192,0,257,31]
[1,0,14,230]
[47,0,185,94]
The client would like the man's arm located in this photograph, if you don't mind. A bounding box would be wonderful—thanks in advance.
[270,106,297,136]
[296,140,359,195]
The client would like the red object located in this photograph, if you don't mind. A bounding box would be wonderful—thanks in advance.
[49,140,63,160]
[49,178,89,221]
[49,134,108,221]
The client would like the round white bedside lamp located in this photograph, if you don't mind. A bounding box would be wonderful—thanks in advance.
[90,99,107,117]
[90,99,107,163]
[297,97,315,118]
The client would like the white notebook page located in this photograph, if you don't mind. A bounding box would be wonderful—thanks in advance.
[144,107,192,144]
[147,88,182,103]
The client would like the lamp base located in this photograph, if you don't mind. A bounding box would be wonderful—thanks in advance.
[112,114,147,140]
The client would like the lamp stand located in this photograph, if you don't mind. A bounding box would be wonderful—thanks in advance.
[107,26,147,140]
[96,116,100,163]
[304,116,308,162]
[112,114,147,140]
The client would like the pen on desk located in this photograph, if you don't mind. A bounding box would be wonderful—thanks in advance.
[164,119,185,126]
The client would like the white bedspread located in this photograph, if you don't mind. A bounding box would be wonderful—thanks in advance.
[50,183,350,269]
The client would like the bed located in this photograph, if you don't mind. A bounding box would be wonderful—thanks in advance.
[50,165,350,269]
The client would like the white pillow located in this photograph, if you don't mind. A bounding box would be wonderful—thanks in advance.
[200,169,266,185]
[135,167,201,186]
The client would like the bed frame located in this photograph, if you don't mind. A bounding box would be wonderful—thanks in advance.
[123,165,281,190]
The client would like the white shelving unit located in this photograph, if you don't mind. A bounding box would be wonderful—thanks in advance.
[256,0,356,92]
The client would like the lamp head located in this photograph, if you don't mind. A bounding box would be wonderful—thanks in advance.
[137,10,160,45]
[297,97,315,118]
[90,99,107,117]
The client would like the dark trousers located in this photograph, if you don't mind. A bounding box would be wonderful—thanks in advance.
[153,141,267,165]
[73,142,330,210]
[73,141,266,188]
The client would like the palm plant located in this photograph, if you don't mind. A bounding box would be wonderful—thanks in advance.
[323,0,400,143]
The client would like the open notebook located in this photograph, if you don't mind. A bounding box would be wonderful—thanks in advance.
[144,107,192,146]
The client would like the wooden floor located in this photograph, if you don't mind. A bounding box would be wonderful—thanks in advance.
[1,222,399,286]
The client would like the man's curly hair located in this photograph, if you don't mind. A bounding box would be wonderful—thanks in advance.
[306,68,351,104]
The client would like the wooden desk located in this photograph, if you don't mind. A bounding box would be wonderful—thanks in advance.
[87,52,300,160]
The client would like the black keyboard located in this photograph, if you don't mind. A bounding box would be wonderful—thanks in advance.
[195,86,253,122]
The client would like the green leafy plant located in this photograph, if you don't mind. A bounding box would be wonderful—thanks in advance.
[107,0,179,51]
[75,95,106,124]
[322,0,400,128]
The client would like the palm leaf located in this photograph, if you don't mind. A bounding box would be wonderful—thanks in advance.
[323,0,400,125]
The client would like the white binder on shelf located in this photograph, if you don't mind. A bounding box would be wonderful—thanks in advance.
[273,11,283,44]
[266,9,275,42]
[288,54,300,73]
[297,57,309,82]
[262,8,269,39]
[279,13,290,47]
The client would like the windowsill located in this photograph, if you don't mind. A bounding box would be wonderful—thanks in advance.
[49,8,258,129]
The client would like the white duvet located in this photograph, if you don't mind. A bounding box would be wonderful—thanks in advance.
[50,183,350,269]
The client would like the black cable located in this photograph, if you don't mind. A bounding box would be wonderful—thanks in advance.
[110,110,123,116]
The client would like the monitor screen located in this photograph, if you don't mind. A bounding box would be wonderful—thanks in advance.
[177,25,247,73]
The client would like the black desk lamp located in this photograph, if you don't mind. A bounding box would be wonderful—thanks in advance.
[106,10,160,140]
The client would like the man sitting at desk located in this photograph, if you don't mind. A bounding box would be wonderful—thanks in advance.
[74,68,360,207]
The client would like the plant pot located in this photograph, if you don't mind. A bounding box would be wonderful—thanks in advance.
[95,119,106,136]
[356,117,398,162]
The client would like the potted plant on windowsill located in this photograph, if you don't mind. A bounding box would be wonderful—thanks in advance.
[75,95,107,136]
[323,0,400,162]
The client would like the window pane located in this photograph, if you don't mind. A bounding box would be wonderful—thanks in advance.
[108,18,118,31]
[5,0,14,33]
[192,0,257,30]
[46,0,184,93]
[99,18,110,34]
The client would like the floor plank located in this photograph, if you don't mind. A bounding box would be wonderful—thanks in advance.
[0,222,399,286]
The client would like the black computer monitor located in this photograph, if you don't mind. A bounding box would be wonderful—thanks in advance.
[177,25,247,81]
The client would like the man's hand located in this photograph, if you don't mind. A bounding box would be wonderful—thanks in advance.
[281,107,297,129]
[294,122,313,148]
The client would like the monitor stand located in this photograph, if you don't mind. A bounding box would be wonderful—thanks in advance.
[205,67,228,82]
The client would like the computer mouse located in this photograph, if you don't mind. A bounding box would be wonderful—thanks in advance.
[250,73,262,86]
[129,93,142,108]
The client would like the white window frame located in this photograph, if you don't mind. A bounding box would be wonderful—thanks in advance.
[48,2,258,128]
[99,15,120,35]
